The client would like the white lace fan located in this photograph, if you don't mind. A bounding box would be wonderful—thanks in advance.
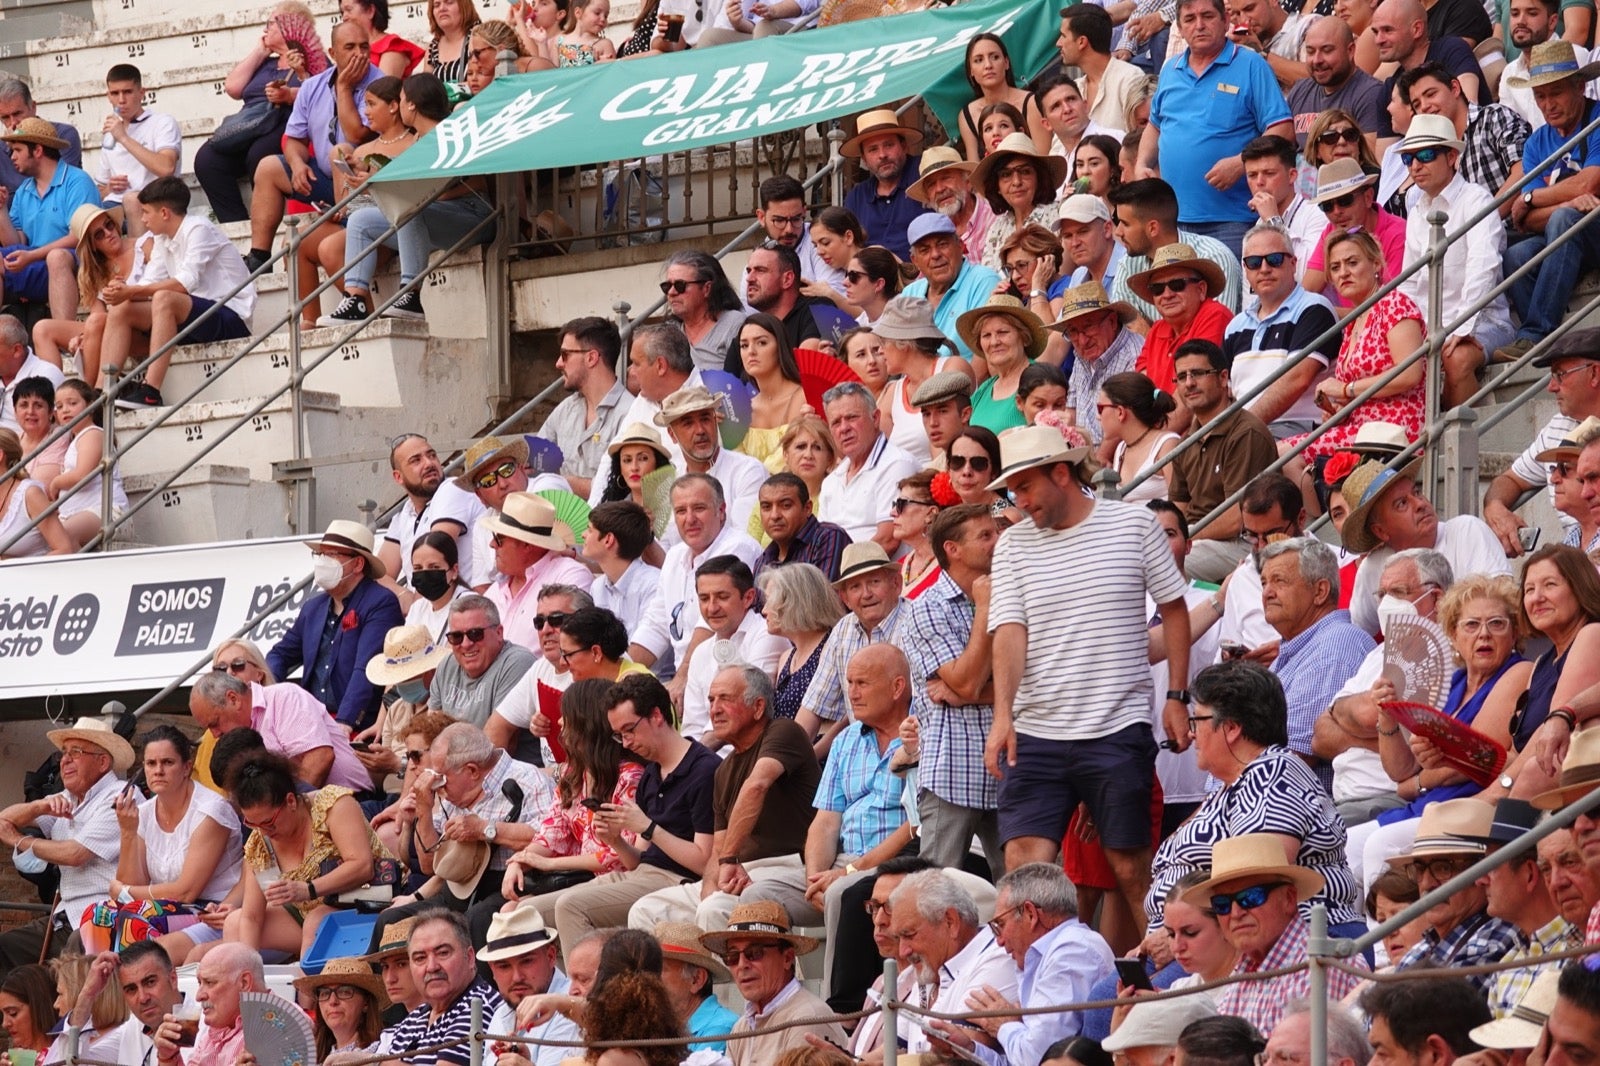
[241,992,316,1066]
[1381,614,1454,709]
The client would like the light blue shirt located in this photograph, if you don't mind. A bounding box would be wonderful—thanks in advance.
[973,918,1115,1066]
[523,970,583,1066]
[687,993,740,1052]
[903,260,1003,360]
[8,160,99,248]
[285,63,381,174]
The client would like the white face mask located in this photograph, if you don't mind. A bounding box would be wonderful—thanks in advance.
[1376,593,1419,638]
[311,555,347,592]
[12,842,47,876]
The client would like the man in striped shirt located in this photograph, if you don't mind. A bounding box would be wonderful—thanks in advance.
[985,424,1192,942]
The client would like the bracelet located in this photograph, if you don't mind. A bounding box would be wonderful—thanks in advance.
[1415,772,1427,795]
[306,878,318,898]
[1345,382,1355,400]
[1376,718,1400,737]
[718,856,741,865]
[641,819,657,842]
[1550,708,1577,731]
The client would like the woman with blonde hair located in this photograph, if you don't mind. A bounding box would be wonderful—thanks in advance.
[35,205,142,382]
[47,955,129,1066]
[0,429,74,558]
[467,18,546,87]
[421,0,483,81]
[760,562,845,721]
[779,414,840,503]
[196,639,278,790]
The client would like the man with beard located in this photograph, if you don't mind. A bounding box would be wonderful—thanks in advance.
[1501,0,1600,128]
[477,909,579,1066]
[842,108,928,260]
[379,433,487,608]
[891,869,1017,1056]
[1286,19,1386,146]
[743,175,842,298]
[907,147,993,265]
[656,385,767,537]
[722,244,822,372]
[536,316,630,501]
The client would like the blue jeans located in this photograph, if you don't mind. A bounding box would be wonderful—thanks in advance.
[1505,204,1600,341]
[1183,219,1253,260]
[343,195,496,293]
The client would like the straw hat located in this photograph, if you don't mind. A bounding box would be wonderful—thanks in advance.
[607,422,671,459]
[1458,797,1541,847]
[1397,114,1466,154]
[452,435,531,492]
[1346,421,1410,458]
[841,108,925,158]
[654,921,730,981]
[433,838,492,899]
[1388,798,1495,864]
[1048,280,1136,331]
[1127,244,1228,305]
[307,519,387,579]
[833,542,899,586]
[365,624,452,686]
[359,916,418,963]
[1532,726,1600,809]
[1182,833,1325,904]
[873,296,952,347]
[955,294,1048,361]
[1338,457,1424,554]
[0,117,69,151]
[1469,971,1560,1049]
[1312,158,1379,205]
[1535,414,1600,464]
[653,384,724,428]
[986,422,1092,492]
[907,146,977,205]
[477,905,558,962]
[47,717,135,775]
[700,900,820,955]
[485,491,569,552]
[969,132,1070,199]
[1504,39,1600,89]
[910,370,976,409]
[292,957,389,1004]
[69,204,116,249]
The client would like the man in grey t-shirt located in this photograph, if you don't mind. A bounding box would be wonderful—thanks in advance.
[1286,20,1388,147]
[429,595,538,728]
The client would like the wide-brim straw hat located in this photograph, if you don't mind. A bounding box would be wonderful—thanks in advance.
[485,491,568,552]
[69,204,115,249]
[366,624,452,686]
[434,838,492,899]
[907,145,977,205]
[292,957,389,1004]
[307,519,387,579]
[1388,798,1496,864]
[1532,727,1600,809]
[1182,832,1325,905]
[968,132,1070,199]
[841,108,925,158]
[653,384,724,428]
[833,541,899,586]
[47,717,135,775]
[453,435,531,492]
[1312,157,1379,204]
[655,921,730,981]
[1470,970,1560,1049]
[1,117,69,151]
[1397,114,1466,154]
[1339,457,1423,554]
[955,294,1048,361]
[1535,414,1600,463]
[1048,280,1137,331]
[873,295,953,347]
[1127,243,1228,305]
[608,422,671,459]
[1505,39,1600,89]
[359,916,418,963]
[478,904,558,962]
[700,900,819,955]
[1346,421,1410,458]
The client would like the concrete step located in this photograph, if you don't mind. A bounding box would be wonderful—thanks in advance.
[121,462,293,544]
[110,388,343,480]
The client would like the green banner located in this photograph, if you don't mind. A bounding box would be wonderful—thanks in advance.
[373,0,1061,185]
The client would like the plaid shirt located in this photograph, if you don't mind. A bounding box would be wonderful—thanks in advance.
[753,515,852,583]
[803,602,908,723]
[1461,104,1531,197]
[1217,918,1366,1035]
[905,572,998,811]
[1399,912,1523,994]
[816,719,907,856]
[1487,915,1580,1019]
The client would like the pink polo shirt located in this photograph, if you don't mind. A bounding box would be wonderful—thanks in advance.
[1305,207,1407,307]
[484,551,595,651]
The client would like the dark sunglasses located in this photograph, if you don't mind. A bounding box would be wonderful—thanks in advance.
[1148,276,1201,296]
[1242,252,1289,270]
[213,658,250,674]
[659,279,696,295]
[533,611,569,630]
[1316,127,1362,147]
[1400,146,1446,167]
[1319,192,1360,213]
[446,627,490,645]
[947,454,992,473]
[891,496,936,514]
[405,750,426,764]
[1210,882,1286,915]
[845,269,870,284]
[721,944,774,966]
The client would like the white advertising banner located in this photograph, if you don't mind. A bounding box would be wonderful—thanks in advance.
[0,537,317,699]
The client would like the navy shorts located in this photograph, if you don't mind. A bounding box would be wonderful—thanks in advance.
[997,723,1158,851]
[181,296,251,343]
[276,156,335,208]
[1,243,66,301]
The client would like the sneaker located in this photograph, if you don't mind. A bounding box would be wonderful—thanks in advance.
[114,382,165,409]
[242,249,271,274]
[381,290,427,320]
[317,295,372,327]
[1493,337,1536,364]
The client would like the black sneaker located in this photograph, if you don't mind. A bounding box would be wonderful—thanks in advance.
[243,249,271,274]
[114,382,165,409]
[318,295,371,327]
[381,290,427,320]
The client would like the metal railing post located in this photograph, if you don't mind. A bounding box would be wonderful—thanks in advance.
[829,123,846,208]
[285,216,310,534]
[100,365,118,550]
[1307,904,1328,1066]
[1438,404,1480,520]
[613,300,633,332]
[882,957,898,1066]
[1423,209,1448,497]
[468,997,484,1066]
[1094,465,1123,500]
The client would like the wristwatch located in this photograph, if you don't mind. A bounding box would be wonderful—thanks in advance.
[641,820,657,842]
[1499,772,1515,790]
[1029,288,1047,299]
[1522,189,1536,207]
[1166,689,1191,704]
[483,822,498,843]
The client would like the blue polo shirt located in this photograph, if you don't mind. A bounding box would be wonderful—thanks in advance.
[1151,42,1290,224]
[902,259,1003,360]
[9,161,100,250]
[1522,99,1600,189]
[844,157,928,260]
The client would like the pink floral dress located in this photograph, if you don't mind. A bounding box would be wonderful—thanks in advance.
[531,762,644,874]
[1287,290,1426,460]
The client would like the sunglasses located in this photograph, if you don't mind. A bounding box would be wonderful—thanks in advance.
[446,627,491,645]
[213,658,250,674]
[1404,857,1471,883]
[473,459,519,490]
[1242,252,1289,270]
[1209,882,1286,915]
[1316,127,1362,147]
[659,279,697,295]
[845,269,870,284]
[1148,276,1201,296]
[891,496,936,514]
[533,611,569,630]
[721,944,775,966]
[947,453,992,473]
[1400,146,1446,167]
[405,749,426,764]
[1319,192,1360,213]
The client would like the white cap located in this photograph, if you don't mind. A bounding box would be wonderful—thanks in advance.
[1100,994,1218,1051]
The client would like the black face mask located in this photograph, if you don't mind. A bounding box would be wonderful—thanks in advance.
[412,569,453,602]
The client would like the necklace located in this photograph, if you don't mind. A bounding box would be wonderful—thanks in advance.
[374,129,413,146]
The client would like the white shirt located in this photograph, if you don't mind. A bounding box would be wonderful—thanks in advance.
[907,928,1018,1054]
[0,351,65,432]
[1278,195,1325,282]
[1400,172,1512,343]
[384,478,487,587]
[1350,515,1513,634]
[98,109,182,203]
[1264,13,1316,64]
[631,523,763,674]
[1328,647,1396,804]
[144,214,255,321]
[38,771,124,922]
[816,436,920,543]
[138,783,243,901]
[679,610,791,739]
[1502,44,1599,129]
[593,558,662,633]
[1151,585,1221,805]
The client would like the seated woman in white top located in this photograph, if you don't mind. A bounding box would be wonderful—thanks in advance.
[1100,371,1180,503]
[0,428,74,558]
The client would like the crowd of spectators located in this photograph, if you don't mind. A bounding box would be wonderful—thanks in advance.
[10,0,1600,1064]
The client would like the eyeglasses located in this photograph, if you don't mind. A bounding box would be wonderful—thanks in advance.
[405,749,426,764]
[658,279,697,295]
[1550,363,1593,385]
[473,459,519,490]
[721,944,774,966]
[1242,252,1290,270]
[891,496,937,514]
[1004,259,1036,276]
[1554,461,1574,478]
[765,213,806,226]
[1404,857,1471,883]
[470,44,497,60]
[533,611,569,630]
[1400,147,1446,167]
[1209,882,1286,915]
[446,627,490,645]
[315,986,361,1003]
[1148,276,1202,296]
[863,899,893,919]
[948,454,993,473]
[1456,616,1512,636]
[997,164,1035,181]
[241,801,290,834]
[1316,127,1362,147]
[986,903,1026,937]
[213,658,250,674]
[610,716,647,744]
[1319,192,1360,213]
[60,746,108,762]
[1173,368,1220,383]
[1187,714,1214,731]
[1238,521,1294,546]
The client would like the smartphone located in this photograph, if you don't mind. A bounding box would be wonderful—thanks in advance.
[1518,526,1542,552]
[1220,641,1250,661]
[351,740,372,751]
[1116,958,1155,991]
[580,797,605,811]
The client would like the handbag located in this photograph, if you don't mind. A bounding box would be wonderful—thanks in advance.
[320,855,407,910]
[209,100,286,153]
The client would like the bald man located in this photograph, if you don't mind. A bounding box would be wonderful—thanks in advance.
[153,942,263,1066]
[1372,0,1487,138]
[1286,19,1387,148]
